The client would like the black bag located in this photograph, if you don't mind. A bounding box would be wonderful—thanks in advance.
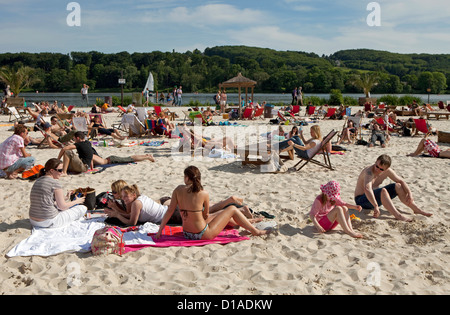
[402,126,411,137]
[356,139,368,146]
[71,187,96,210]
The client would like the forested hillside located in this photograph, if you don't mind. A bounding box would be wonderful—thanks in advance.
[0,46,448,94]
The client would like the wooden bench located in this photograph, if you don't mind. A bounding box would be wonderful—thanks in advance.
[426,112,450,120]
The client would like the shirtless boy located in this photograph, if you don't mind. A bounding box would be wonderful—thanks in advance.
[354,154,432,221]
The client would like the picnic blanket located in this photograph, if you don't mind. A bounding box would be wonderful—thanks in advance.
[6,218,249,257]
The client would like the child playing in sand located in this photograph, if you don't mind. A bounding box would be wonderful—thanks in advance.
[310,180,363,239]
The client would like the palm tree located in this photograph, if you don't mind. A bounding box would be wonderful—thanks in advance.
[351,72,379,98]
[0,66,39,97]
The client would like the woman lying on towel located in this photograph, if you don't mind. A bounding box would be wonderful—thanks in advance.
[407,137,450,159]
[104,181,260,227]
[29,158,87,229]
[155,166,270,241]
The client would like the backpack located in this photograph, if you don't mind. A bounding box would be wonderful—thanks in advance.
[22,164,44,180]
[91,226,125,256]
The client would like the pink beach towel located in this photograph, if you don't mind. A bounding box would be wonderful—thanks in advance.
[124,226,249,253]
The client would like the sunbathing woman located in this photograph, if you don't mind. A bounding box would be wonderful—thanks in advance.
[89,115,127,140]
[336,120,356,145]
[105,180,259,226]
[407,137,450,159]
[280,125,329,158]
[155,166,270,240]
[178,125,236,152]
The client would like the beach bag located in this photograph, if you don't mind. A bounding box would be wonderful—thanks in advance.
[91,226,125,256]
[70,187,96,210]
[22,164,44,180]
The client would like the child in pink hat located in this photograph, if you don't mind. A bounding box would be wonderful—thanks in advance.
[309,180,363,238]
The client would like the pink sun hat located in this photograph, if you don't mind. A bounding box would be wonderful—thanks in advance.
[320,180,345,205]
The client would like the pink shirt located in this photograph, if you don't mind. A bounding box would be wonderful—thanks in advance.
[309,195,345,221]
[0,135,24,170]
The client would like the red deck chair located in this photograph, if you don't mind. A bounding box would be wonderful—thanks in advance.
[413,118,431,137]
[253,107,264,119]
[243,108,254,119]
[307,106,316,116]
[324,107,336,119]
[374,117,395,133]
[67,105,74,112]
[291,105,300,115]
[153,106,162,115]
[278,111,288,123]
[438,101,445,110]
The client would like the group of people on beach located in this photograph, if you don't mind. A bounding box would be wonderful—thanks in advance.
[0,99,445,242]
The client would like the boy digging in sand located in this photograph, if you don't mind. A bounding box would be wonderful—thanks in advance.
[354,154,432,221]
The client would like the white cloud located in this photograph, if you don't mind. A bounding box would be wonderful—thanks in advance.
[140,4,267,26]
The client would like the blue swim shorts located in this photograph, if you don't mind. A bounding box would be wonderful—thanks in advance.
[355,183,398,209]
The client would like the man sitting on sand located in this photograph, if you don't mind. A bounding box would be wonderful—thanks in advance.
[0,125,36,179]
[57,131,155,175]
[354,154,432,221]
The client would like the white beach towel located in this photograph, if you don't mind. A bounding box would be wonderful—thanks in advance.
[6,218,159,257]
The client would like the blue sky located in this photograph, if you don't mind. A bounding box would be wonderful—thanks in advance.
[1,0,449,55]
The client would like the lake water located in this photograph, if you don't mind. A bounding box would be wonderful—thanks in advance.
[19,92,450,108]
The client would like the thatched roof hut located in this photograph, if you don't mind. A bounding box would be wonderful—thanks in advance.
[219,73,257,117]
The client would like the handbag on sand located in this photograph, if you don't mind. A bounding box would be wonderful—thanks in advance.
[71,187,96,210]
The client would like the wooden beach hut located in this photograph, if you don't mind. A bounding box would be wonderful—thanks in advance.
[219,73,257,118]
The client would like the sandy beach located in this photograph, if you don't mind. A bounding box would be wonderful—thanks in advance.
[0,105,449,295]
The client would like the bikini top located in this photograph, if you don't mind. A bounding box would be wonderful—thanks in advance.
[180,209,203,218]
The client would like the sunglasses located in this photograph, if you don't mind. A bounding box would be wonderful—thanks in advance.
[54,168,64,173]
[375,164,385,171]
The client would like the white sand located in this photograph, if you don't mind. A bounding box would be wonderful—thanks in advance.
[0,106,449,295]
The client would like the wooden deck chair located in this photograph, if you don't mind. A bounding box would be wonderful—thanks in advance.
[253,107,264,119]
[413,118,431,137]
[374,117,396,134]
[292,130,337,172]
[324,107,337,119]
[243,108,254,120]
[364,103,373,115]
[153,106,162,115]
[291,105,300,116]
[72,116,89,133]
[307,106,316,117]
[7,107,30,122]
[122,113,146,137]
[117,105,127,117]
[277,111,289,124]
[35,123,65,149]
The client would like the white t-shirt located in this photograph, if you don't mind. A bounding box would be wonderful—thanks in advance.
[306,139,321,158]
[137,195,168,224]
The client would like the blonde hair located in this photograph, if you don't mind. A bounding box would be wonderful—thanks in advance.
[121,184,141,198]
[111,180,128,194]
[310,125,323,141]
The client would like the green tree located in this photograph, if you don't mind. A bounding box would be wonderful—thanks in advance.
[350,72,379,97]
[0,66,40,96]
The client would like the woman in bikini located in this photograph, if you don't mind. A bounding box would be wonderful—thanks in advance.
[155,166,270,240]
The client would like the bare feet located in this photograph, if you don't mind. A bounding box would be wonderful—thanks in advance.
[413,209,433,217]
[145,154,155,162]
